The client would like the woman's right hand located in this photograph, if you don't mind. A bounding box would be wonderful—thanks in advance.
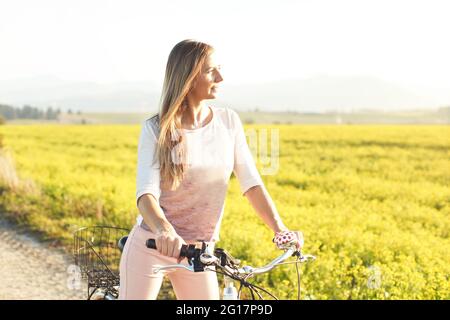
[154,230,187,263]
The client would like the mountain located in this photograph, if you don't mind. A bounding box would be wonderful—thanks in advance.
[0,75,444,113]
[217,75,440,112]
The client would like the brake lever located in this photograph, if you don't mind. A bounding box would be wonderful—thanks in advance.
[153,264,194,273]
[280,243,316,263]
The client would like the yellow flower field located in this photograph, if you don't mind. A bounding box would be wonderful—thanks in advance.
[0,124,449,299]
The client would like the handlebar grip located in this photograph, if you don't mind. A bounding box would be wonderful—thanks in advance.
[145,239,189,258]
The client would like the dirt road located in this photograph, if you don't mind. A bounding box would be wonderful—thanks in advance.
[0,217,85,300]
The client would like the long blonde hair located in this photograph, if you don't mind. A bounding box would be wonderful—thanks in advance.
[156,39,214,191]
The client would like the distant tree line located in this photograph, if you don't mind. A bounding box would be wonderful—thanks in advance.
[437,106,450,113]
[438,106,450,124]
[0,103,73,120]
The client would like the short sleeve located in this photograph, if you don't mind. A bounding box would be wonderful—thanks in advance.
[231,110,263,195]
[136,119,161,206]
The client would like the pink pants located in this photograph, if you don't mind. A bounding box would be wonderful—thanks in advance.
[118,224,220,300]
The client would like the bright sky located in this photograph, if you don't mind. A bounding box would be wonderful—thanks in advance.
[1,0,449,90]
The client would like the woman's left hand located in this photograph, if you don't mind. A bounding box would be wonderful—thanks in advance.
[273,230,304,250]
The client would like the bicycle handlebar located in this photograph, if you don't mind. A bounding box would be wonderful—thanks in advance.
[145,239,193,259]
[145,238,316,275]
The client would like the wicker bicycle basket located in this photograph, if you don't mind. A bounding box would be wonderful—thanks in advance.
[73,226,129,298]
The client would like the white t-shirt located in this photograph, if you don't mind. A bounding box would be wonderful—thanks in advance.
[135,106,263,242]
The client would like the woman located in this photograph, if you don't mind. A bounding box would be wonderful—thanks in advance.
[119,39,304,300]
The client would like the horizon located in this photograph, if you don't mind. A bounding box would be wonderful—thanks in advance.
[1,73,449,113]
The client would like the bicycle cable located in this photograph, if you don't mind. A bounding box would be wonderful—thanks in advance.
[296,254,301,300]
[212,267,278,300]
[268,256,303,300]
[190,247,305,300]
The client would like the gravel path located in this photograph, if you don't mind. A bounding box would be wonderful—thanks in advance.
[0,217,86,300]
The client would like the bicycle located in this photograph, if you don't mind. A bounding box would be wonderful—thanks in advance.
[73,226,316,300]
